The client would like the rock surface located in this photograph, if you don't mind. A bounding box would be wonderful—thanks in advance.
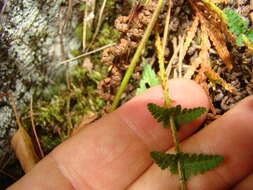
[0,0,77,165]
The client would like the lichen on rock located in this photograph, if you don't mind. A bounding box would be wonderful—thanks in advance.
[0,0,65,165]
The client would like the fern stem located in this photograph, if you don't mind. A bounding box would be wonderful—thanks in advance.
[157,31,187,190]
[170,117,186,190]
[109,0,164,112]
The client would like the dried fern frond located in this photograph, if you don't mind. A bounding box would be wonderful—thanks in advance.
[188,0,234,69]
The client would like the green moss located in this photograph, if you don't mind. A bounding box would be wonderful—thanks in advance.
[92,23,120,49]
[41,135,62,153]
[23,65,105,153]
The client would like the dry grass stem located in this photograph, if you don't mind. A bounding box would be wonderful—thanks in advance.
[166,37,181,78]
[177,35,185,78]
[83,6,88,51]
[162,0,172,51]
[90,0,107,47]
[58,43,115,65]
[30,97,44,158]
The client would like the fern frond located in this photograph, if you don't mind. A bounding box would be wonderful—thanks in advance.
[179,153,224,180]
[147,103,181,128]
[151,151,224,180]
[224,8,249,45]
[174,107,207,131]
[147,103,206,130]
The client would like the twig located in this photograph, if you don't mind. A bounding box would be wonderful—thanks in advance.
[30,97,44,158]
[58,43,115,65]
[109,0,164,112]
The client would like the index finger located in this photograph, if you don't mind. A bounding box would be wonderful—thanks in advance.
[8,78,209,190]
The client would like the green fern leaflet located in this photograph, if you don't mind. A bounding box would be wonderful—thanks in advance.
[224,8,250,46]
[174,107,207,130]
[151,152,224,180]
[147,103,206,130]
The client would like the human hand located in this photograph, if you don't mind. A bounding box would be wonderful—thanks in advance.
[8,79,253,190]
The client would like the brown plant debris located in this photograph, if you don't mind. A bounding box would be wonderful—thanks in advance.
[193,19,236,113]
[188,0,235,69]
[181,16,199,64]
[98,2,156,103]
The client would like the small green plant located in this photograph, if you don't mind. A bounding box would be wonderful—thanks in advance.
[147,34,224,189]
[136,60,160,95]
[224,8,253,46]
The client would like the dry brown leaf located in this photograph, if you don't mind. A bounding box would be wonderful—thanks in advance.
[11,127,39,173]
[9,95,39,173]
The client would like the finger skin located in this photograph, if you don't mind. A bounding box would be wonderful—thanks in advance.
[128,96,253,190]
[8,79,209,190]
[233,173,253,190]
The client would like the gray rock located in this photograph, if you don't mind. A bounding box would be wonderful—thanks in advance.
[0,0,77,165]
